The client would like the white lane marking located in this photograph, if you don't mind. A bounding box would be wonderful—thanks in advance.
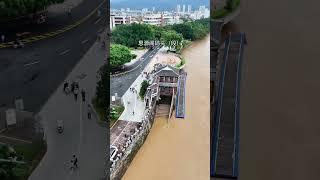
[59,49,70,55]
[0,135,32,143]
[81,39,89,44]
[24,61,40,67]
[94,17,102,24]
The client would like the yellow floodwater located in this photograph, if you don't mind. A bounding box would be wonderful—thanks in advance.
[122,35,210,180]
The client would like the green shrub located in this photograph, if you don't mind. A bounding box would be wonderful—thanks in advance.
[139,80,149,98]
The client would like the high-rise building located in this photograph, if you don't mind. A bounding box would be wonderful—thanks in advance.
[187,5,192,13]
[152,7,155,12]
[182,4,186,13]
[177,4,181,12]
[126,8,130,12]
[199,5,206,13]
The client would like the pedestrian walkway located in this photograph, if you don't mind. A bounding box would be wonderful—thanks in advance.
[176,71,187,118]
[29,40,106,180]
[117,47,167,122]
[118,74,146,122]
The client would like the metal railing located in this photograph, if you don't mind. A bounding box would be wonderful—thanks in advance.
[211,33,232,176]
[211,33,246,178]
[232,33,245,177]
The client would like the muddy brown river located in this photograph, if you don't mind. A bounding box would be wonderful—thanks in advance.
[224,1,320,179]
[122,35,210,180]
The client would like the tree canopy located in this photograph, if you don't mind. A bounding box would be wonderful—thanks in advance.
[0,145,28,180]
[170,19,209,40]
[0,0,64,19]
[161,30,183,51]
[139,80,149,98]
[111,23,155,48]
[94,63,108,121]
[110,44,136,68]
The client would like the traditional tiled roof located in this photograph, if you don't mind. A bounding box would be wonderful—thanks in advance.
[153,65,179,77]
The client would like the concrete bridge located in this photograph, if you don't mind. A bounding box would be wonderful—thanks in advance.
[211,33,246,179]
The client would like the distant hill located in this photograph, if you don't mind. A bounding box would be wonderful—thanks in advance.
[111,0,209,11]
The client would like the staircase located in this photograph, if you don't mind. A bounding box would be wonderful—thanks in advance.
[156,104,170,117]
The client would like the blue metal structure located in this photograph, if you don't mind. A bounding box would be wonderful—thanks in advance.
[176,72,186,118]
[211,33,246,178]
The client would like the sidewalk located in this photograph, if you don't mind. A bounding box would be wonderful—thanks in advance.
[29,40,106,180]
[118,74,146,122]
[118,47,166,122]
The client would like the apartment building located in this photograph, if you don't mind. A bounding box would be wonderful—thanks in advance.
[110,14,132,29]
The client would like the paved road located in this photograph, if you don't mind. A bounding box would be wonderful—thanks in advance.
[0,0,107,112]
[29,41,106,180]
[110,45,161,97]
[236,0,320,179]
[0,0,106,43]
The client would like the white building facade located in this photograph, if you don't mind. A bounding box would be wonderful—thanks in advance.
[110,14,132,30]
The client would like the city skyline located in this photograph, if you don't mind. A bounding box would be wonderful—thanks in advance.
[111,0,209,11]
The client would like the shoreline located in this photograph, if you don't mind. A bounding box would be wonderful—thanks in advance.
[121,35,210,180]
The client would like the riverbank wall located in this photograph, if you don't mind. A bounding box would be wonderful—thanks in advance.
[110,101,157,180]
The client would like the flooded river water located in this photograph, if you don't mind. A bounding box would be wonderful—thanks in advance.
[219,1,320,179]
[122,35,210,180]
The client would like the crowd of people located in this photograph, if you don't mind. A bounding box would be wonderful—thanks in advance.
[63,81,92,120]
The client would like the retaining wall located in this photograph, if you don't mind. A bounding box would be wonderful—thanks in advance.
[110,102,157,180]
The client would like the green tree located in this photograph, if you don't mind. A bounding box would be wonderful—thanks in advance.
[95,63,108,121]
[110,44,136,68]
[0,145,28,180]
[161,30,184,52]
[111,23,155,48]
[171,23,194,40]
[139,80,149,98]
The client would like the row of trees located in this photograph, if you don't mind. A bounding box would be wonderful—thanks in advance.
[111,18,209,50]
[109,19,209,68]
[170,19,210,41]
[94,62,109,121]
[0,0,64,19]
[111,23,155,48]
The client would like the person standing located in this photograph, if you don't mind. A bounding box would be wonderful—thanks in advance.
[81,89,86,102]
[74,87,79,101]
[87,104,92,119]
[71,155,78,169]
[67,7,72,17]
[71,82,75,93]
[63,82,68,93]
[1,34,5,43]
